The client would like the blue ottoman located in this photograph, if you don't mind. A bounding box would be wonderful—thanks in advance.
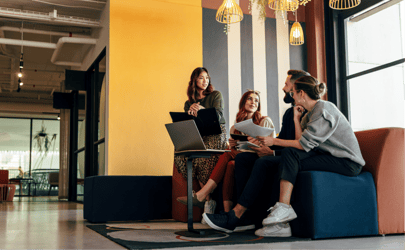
[290,171,378,239]
[84,176,172,223]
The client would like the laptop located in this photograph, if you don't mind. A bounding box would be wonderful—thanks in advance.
[165,120,228,154]
[169,108,221,137]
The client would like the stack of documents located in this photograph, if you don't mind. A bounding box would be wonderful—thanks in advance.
[234,119,274,138]
[236,141,260,151]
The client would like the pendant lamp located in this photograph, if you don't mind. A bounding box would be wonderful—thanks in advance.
[290,13,304,46]
[268,0,299,12]
[216,0,244,24]
[329,0,361,10]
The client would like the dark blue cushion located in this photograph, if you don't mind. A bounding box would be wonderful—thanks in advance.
[290,171,378,239]
[84,176,172,223]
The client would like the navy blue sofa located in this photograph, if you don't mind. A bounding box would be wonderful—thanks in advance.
[290,171,378,239]
[84,176,172,223]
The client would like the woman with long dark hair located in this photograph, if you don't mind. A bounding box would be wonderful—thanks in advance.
[177,89,275,222]
[174,67,228,221]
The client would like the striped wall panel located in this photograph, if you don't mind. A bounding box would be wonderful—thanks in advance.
[265,18,280,132]
[203,8,229,130]
[202,5,307,135]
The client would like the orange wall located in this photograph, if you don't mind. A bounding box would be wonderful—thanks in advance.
[109,0,202,175]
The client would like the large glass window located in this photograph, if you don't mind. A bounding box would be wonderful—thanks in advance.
[344,0,405,131]
[0,118,60,196]
[0,118,30,178]
[346,0,405,75]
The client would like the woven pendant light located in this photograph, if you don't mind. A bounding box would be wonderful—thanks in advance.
[216,0,244,24]
[290,21,304,45]
[268,0,299,12]
[329,0,361,10]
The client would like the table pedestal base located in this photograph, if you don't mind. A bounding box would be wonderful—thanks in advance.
[174,229,225,238]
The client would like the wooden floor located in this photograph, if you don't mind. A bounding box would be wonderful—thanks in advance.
[0,197,404,249]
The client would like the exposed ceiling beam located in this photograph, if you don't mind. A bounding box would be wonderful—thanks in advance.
[0,7,100,27]
[0,37,56,49]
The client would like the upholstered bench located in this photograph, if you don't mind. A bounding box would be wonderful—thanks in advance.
[84,176,172,223]
[290,171,378,239]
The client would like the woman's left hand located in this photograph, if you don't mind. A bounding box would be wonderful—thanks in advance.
[188,103,205,117]
[257,136,274,146]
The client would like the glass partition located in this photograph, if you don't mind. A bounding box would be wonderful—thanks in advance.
[0,118,30,179]
[0,118,60,196]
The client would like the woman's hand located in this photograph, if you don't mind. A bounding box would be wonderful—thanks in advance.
[248,136,260,145]
[293,105,305,121]
[187,102,204,117]
[257,136,274,146]
[228,138,238,148]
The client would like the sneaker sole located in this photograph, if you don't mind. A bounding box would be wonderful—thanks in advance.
[255,232,292,237]
[233,224,255,232]
[262,214,297,226]
[202,213,234,233]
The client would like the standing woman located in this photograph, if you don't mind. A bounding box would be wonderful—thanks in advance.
[177,90,276,214]
[174,67,228,219]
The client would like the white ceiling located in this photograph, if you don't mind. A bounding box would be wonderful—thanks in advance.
[0,0,107,116]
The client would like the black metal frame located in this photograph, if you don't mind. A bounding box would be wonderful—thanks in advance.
[68,47,106,202]
[68,91,79,201]
[324,0,404,120]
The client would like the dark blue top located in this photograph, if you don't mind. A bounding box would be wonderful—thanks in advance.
[270,107,302,156]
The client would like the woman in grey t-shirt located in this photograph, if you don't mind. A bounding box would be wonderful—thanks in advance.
[253,75,365,235]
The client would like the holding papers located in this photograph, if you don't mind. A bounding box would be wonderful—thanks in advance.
[236,141,261,151]
[234,119,275,138]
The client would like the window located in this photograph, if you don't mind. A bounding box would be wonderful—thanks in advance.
[327,0,405,131]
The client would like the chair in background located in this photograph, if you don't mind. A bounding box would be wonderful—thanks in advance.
[48,172,59,195]
[0,170,16,201]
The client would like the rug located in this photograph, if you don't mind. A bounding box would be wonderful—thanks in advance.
[86,220,311,249]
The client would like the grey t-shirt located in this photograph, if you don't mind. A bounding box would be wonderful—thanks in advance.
[299,100,365,166]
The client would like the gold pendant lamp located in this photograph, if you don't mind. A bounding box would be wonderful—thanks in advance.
[268,0,299,12]
[216,0,244,24]
[290,13,304,45]
[329,0,361,10]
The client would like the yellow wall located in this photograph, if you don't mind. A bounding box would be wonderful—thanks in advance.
[109,0,202,175]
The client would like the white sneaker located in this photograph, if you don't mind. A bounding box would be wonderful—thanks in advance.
[201,200,216,224]
[255,222,292,237]
[262,202,297,226]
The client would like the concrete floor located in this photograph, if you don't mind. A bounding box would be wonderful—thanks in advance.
[0,197,404,249]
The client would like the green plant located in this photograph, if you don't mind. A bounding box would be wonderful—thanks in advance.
[249,0,268,22]
[33,121,57,170]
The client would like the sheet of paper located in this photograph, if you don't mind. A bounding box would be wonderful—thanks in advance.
[237,141,260,150]
[234,119,274,138]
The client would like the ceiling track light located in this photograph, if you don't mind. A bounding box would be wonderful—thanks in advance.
[20,53,24,69]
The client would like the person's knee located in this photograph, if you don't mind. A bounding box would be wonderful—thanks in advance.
[281,147,295,156]
[235,152,250,162]
[252,157,270,172]
[226,160,235,171]
[235,153,256,168]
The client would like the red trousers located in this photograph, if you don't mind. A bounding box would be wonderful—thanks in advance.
[209,149,240,202]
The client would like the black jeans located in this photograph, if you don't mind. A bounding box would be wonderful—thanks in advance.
[279,147,363,186]
[234,152,281,209]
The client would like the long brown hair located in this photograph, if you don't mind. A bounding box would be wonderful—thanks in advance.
[187,67,214,103]
[234,90,265,135]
